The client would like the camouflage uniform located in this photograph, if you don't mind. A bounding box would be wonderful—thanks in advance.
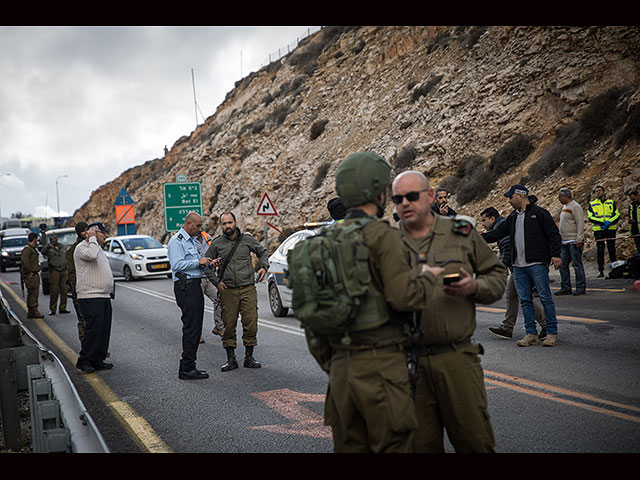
[301,152,439,453]
[66,237,86,340]
[43,240,68,313]
[20,243,42,317]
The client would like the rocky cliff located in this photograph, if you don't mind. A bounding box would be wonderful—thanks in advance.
[72,26,640,261]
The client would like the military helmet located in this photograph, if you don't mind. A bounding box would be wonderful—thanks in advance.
[335,152,392,208]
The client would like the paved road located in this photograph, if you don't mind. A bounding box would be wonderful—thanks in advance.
[1,265,639,453]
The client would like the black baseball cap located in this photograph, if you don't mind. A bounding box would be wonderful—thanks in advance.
[504,184,529,197]
[88,222,108,234]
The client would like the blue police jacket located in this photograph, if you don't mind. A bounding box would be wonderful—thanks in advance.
[167,227,203,281]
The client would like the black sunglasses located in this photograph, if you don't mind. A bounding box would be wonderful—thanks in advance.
[391,189,428,205]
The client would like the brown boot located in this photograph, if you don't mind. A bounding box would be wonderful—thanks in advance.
[27,307,44,319]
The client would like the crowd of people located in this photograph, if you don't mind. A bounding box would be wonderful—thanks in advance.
[14,149,639,453]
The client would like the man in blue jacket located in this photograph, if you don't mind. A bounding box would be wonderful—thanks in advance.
[482,185,562,347]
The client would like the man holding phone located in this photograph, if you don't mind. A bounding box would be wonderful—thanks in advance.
[392,170,507,453]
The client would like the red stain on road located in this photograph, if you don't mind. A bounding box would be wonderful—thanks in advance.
[251,388,331,438]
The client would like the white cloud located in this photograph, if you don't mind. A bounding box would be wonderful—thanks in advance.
[0,26,319,220]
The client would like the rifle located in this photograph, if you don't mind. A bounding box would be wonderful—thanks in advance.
[407,252,427,399]
[20,272,25,299]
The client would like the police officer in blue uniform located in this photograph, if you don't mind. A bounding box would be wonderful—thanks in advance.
[168,212,220,380]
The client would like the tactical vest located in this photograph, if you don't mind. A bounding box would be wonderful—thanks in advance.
[588,199,620,231]
[287,215,391,346]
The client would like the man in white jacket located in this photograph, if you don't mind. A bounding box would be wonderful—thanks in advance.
[74,222,114,373]
[556,188,586,296]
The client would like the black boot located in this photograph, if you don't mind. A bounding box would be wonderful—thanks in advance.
[244,346,261,368]
[221,347,238,372]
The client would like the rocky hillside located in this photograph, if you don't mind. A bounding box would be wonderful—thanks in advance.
[72,26,640,261]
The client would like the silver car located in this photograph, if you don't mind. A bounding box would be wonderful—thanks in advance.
[103,235,172,281]
[266,229,317,317]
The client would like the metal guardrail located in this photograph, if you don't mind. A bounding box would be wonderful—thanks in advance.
[0,291,109,453]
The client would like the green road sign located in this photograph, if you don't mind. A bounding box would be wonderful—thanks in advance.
[163,182,202,232]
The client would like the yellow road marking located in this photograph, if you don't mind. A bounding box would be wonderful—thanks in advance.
[0,280,172,453]
[484,370,640,423]
[477,306,608,324]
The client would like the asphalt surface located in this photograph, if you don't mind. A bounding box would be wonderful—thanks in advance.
[1,257,639,454]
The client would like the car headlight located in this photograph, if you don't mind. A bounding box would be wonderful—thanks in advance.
[130,253,145,260]
[1,251,8,257]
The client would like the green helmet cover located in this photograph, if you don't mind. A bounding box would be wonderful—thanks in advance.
[335,152,392,208]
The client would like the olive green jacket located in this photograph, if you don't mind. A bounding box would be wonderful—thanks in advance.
[66,238,83,289]
[20,244,40,277]
[397,215,507,345]
[306,214,440,371]
[204,228,269,288]
[42,242,68,271]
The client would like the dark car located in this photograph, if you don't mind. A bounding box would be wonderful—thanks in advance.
[0,235,29,272]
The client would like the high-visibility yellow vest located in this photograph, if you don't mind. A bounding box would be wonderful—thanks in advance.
[587,198,620,231]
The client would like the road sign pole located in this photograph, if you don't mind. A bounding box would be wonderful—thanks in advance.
[264,218,268,252]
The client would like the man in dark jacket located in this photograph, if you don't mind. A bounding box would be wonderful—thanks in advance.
[480,207,545,340]
[482,185,562,347]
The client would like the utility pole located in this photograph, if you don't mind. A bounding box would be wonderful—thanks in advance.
[191,68,198,128]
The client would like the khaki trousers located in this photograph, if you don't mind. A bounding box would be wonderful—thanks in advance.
[25,273,40,308]
[324,348,417,453]
[49,269,68,312]
[201,278,224,331]
[219,284,258,349]
[412,343,495,453]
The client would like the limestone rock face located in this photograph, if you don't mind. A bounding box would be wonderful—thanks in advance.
[73,26,640,258]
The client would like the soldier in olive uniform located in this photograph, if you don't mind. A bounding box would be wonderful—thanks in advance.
[42,233,70,315]
[21,232,44,319]
[302,152,443,453]
[66,222,89,340]
[392,170,507,453]
[205,212,269,371]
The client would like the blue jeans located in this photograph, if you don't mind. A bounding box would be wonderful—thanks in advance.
[513,264,558,335]
[559,243,586,292]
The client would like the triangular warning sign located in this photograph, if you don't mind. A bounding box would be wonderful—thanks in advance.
[257,192,278,216]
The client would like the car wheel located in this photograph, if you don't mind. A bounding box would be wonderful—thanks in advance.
[268,281,288,317]
[0,262,5,273]
[123,265,135,282]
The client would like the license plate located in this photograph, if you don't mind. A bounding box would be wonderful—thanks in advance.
[151,263,168,270]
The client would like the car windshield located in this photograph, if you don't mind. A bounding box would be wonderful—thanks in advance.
[121,237,163,251]
[51,231,78,247]
[2,236,28,247]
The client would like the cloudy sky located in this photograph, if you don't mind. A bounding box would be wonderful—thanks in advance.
[0,26,320,221]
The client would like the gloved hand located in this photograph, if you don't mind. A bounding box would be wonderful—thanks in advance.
[603,221,611,229]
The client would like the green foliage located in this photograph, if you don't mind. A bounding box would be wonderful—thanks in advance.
[489,134,535,175]
[312,163,330,190]
[310,119,329,140]
[444,155,495,205]
[528,87,630,181]
[410,75,443,103]
[393,146,418,172]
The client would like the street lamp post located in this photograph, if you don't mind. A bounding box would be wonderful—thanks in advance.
[56,175,68,217]
[0,173,11,217]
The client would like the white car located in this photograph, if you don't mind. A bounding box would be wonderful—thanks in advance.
[103,235,172,281]
[266,229,317,317]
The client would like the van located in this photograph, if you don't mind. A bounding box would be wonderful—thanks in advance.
[0,218,23,230]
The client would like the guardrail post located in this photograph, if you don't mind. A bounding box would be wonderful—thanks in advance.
[0,348,21,450]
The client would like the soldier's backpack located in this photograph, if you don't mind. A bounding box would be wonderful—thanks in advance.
[286,215,389,345]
